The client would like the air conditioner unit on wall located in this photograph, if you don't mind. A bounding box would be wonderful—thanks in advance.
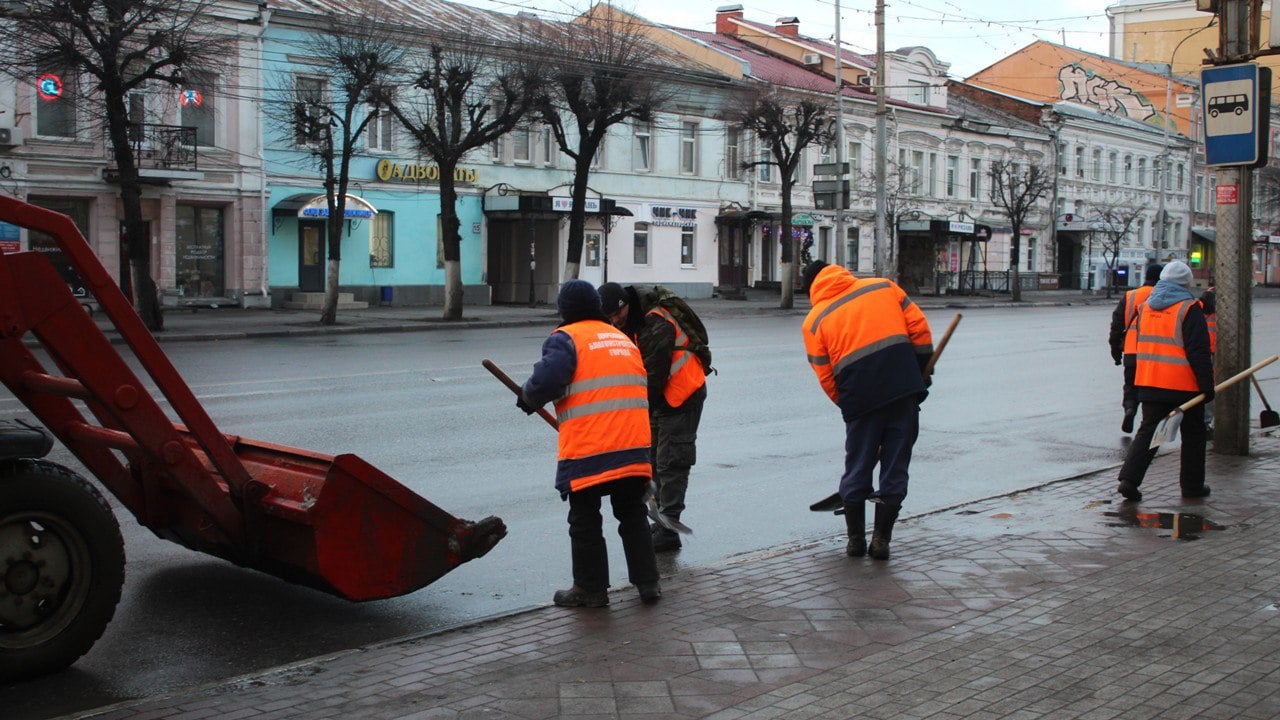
[0,127,24,147]
[803,53,821,66]
[857,75,872,87]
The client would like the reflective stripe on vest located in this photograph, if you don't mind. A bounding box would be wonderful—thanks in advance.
[1122,285,1154,355]
[553,320,652,492]
[804,280,911,369]
[1133,299,1198,392]
[648,306,706,407]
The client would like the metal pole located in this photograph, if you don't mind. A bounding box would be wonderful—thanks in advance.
[873,0,888,279]
[1157,64,1172,259]
[833,0,846,268]
[1214,0,1256,455]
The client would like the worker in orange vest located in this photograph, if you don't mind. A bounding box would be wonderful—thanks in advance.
[801,261,933,561]
[598,282,708,553]
[1116,261,1214,501]
[1108,264,1162,433]
[519,280,661,608]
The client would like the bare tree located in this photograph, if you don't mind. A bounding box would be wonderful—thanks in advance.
[381,31,541,320]
[265,9,403,325]
[0,0,231,330]
[1089,199,1148,299]
[740,89,833,309]
[855,160,919,288]
[989,159,1051,302]
[532,5,671,281]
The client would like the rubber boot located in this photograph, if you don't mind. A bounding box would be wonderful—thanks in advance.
[868,504,900,561]
[843,501,866,557]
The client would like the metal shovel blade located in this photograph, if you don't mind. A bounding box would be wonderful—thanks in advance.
[809,492,842,513]
[1149,409,1185,449]
[1263,409,1280,428]
[645,486,692,535]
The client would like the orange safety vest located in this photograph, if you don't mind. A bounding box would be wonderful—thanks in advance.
[1133,299,1199,392]
[1201,287,1217,354]
[1122,285,1155,355]
[552,320,652,493]
[646,305,707,407]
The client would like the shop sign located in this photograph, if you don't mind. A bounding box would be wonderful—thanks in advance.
[791,213,815,227]
[553,197,601,212]
[898,220,930,232]
[947,221,974,234]
[1217,184,1239,205]
[376,158,479,184]
[649,205,697,227]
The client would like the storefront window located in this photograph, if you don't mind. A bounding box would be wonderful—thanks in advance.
[28,197,90,297]
[175,205,224,298]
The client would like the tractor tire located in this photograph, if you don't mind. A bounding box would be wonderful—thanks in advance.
[0,459,124,680]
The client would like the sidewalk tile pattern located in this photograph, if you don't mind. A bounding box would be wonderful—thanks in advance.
[76,437,1280,719]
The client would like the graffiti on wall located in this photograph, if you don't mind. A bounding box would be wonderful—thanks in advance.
[1058,64,1163,124]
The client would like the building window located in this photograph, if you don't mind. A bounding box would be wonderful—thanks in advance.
[725,126,742,180]
[36,70,77,138]
[180,72,216,147]
[758,149,773,183]
[680,121,698,175]
[366,100,395,152]
[846,226,859,272]
[1177,162,1186,191]
[370,212,393,267]
[590,138,604,169]
[585,231,602,267]
[680,227,695,266]
[1074,146,1085,178]
[175,205,225,298]
[542,127,556,167]
[907,79,930,104]
[633,222,649,265]
[1091,149,1102,180]
[848,141,862,175]
[945,155,958,197]
[127,90,150,145]
[293,76,327,146]
[1026,238,1036,272]
[1107,151,1118,183]
[926,152,937,197]
[969,158,981,198]
[1058,142,1066,175]
[1137,157,1147,186]
[489,135,503,163]
[512,125,532,163]
[1124,154,1133,184]
[633,121,653,171]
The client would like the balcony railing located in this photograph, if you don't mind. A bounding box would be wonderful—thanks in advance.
[104,123,201,178]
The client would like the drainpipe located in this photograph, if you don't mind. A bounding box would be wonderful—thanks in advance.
[256,7,273,303]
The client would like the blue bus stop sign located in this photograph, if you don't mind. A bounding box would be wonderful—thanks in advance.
[1201,63,1272,167]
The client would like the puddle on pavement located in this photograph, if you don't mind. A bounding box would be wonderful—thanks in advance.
[1104,508,1226,540]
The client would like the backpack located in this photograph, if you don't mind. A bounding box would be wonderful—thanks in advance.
[649,285,714,375]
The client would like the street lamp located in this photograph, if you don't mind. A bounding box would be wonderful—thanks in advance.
[1157,21,1215,260]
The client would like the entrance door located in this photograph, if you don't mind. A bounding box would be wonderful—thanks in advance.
[299,222,325,292]
[581,231,604,287]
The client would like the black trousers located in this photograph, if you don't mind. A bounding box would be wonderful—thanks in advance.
[1118,400,1207,492]
[1122,355,1138,413]
[652,390,704,523]
[566,476,658,593]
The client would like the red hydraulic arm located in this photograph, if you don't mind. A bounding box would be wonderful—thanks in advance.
[0,196,505,600]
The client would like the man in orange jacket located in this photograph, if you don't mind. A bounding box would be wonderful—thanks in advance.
[1115,261,1214,501]
[519,280,661,608]
[801,261,933,561]
[1108,264,1162,433]
[598,282,708,553]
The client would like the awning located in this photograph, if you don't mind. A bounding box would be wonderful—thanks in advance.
[715,209,773,225]
[1192,227,1216,243]
[272,193,378,220]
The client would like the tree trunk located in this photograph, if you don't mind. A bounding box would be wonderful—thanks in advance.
[1010,228,1022,302]
[444,259,462,318]
[563,154,593,280]
[320,257,340,325]
[779,183,794,310]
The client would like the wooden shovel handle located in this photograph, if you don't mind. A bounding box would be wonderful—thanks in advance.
[1176,354,1279,413]
[483,359,559,430]
[922,313,962,378]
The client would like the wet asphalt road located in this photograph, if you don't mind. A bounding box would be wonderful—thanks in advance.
[3,301,1278,719]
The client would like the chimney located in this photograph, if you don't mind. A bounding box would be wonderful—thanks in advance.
[776,16,800,37]
[715,4,743,35]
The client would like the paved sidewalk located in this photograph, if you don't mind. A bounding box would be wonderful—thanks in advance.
[73,431,1280,720]
[92,287,1124,344]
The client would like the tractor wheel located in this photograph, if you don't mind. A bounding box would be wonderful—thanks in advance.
[0,459,124,680]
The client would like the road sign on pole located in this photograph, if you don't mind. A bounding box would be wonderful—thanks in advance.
[1201,62,1271,167]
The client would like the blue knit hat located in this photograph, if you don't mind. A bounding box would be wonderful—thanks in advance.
[557,279,605,323]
